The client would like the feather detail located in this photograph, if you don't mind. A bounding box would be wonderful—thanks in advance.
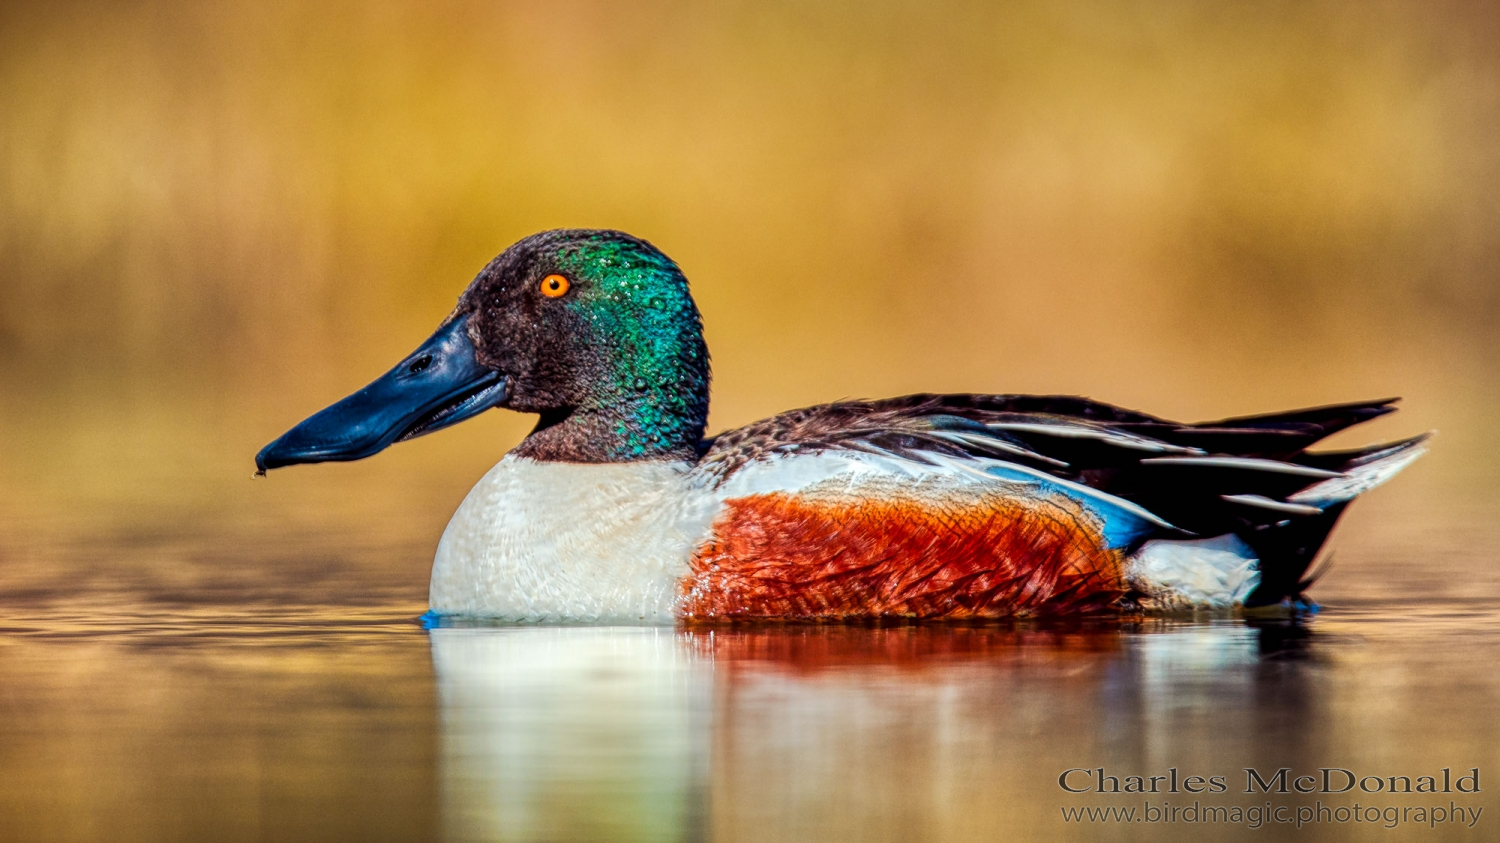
[682,488,1128,620]
[1288,435,1430,505]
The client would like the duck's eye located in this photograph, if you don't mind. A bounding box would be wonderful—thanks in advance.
[539,274,571,298]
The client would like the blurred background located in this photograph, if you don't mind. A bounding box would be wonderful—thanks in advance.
[2,0,1499,605]
[3,2,1500,841]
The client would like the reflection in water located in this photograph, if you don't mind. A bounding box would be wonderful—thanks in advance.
[0,596,1495,842]
[430,618,1496,843]
[432,628,710,843]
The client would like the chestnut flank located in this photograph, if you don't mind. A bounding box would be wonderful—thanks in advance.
[682,491,1127,619]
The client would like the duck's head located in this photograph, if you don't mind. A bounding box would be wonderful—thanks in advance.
[255,229,710,471]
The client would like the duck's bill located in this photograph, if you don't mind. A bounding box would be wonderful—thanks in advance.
[255,315,508,473]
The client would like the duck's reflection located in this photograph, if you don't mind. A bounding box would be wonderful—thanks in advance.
[430,621,1319,843]
[431,627,711,842]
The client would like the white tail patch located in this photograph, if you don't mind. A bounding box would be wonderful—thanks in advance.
[1128,535,1260,609]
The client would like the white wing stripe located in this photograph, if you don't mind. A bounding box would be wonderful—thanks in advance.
[1140,456,1340,478]
[1220,494,1325,516]
[1288,440,1429,505]
[927,431,1071,467]
[983,422,1204,454]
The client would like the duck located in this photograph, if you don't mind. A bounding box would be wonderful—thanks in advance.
[256,229,1427,623]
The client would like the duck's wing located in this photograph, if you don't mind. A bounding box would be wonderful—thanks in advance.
[696,394,1427,607]
[698,393,1404,487]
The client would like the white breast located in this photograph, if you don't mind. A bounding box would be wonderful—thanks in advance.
[429,456,717,623]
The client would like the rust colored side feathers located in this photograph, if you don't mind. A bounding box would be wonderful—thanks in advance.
[682,490,1128,620]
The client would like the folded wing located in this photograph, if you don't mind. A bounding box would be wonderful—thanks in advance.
[697,394,1426,608]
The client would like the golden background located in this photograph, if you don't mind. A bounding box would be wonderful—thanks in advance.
[2,4,1500,841]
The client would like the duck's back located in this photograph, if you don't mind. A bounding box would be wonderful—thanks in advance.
[427,394,1426,622]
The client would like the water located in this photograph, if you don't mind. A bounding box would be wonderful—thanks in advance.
[0,500,1496,842]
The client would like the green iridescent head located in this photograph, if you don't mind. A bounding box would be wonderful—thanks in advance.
[457,229,711,462]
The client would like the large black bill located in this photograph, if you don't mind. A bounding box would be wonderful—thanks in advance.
[255,315,508,473]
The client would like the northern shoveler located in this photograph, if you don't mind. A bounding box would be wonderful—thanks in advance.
[256,229,1427,623]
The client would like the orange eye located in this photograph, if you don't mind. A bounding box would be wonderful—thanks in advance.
[540,274,570,298]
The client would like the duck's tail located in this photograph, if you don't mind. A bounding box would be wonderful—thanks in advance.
[1125,432,1427,611]
[1239,433,1429,607]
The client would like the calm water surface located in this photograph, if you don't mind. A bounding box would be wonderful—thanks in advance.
[0,500,1496,843]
